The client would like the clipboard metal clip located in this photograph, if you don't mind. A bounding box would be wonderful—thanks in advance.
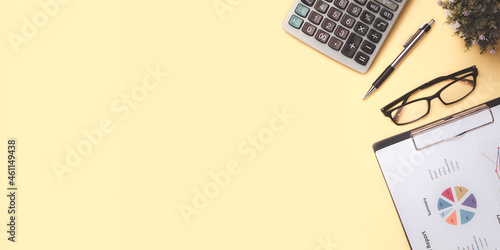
[410,104,494,150]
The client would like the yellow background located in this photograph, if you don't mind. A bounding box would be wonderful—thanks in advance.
[1,0,499,249]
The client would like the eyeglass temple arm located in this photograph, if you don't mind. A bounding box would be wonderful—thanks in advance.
[420,66,477,90]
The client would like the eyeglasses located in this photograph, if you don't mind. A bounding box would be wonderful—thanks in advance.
[381,66,478,125]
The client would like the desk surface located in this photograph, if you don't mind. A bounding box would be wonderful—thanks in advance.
[1,0,499,249]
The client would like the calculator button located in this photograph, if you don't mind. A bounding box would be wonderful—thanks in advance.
[354,51,370,65]
[341,33,362,58]
[374,18,388,32]
[324,0,333,2]
[301,0,316,7]
[328,37,343,50]
[302,22,317,36]
[354,0,367,5]
[334,26,349,39]
[367,29,382,43]
[295,4,310,17]
[347,3,362,17]
[308,11,323,24]
[314,0,330,13]
[315,30,331,43]
[340,14,356,28]
[327,7,343,21]
[289,15,304,29]
[380,8,394,20]
[360,10,375,24]
[361,40,376,54]
[333,0,349,10]
[354,22,369,36]
[367,1,381,13]
[375,0,398,11]
[321,19,337,32]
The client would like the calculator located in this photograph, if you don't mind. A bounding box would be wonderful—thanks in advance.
[283,0,408,73]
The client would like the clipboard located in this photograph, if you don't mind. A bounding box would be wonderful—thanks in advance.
[373,97,500,250]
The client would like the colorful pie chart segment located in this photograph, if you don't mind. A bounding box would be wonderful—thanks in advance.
[445,210,458,225]
[441,188,455,202]
[438,198,453,210]
[455,186,468,201]
[460,209,475,224]
[461,193,477,209]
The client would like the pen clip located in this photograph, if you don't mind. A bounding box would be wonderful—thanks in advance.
[403,23,426,48]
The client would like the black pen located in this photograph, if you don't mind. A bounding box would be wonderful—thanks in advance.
[363,19,435,100]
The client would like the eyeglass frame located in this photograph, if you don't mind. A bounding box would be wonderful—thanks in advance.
[381,65,478,125]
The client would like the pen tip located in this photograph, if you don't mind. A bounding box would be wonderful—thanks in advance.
[363,86,376,100]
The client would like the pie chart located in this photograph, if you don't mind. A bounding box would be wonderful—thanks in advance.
[437,186,477,225]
